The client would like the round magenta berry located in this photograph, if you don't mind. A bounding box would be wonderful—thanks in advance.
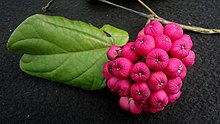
[103,61,113,79]
[131,82,151,101]
[169,35,193,59]
[119,97,143,114]
[131,62,150,83]
[154,35,172,52]
[147,106,164,113]
[137,28,145,38]
[135,100,148,111]
[111,57,133,79]
[181,34,193,48]
[164,77,182,94]
[122,42,142,62]
[164,58,184,78]
[167,91,181,103]
[148,90,169,108]
[117,79,131,97]
[107,77,120,92]
[181,50,195,67]
[179,64,187,79]
[130,99,143,114]
[146,48,169,71]
[134,35,155,57]
[164,22,183,41]
[107,45,122,60]
[144,20,164,37]
[119,96,130,111]
[147,71,168,91]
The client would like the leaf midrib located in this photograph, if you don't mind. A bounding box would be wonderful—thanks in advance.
[12,37,109,56]
[38,18,112,46]
[21,47,108,73]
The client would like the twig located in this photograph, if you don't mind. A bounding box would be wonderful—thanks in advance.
[137,0,158,17]
[42,0,54,13]
[146,18,151,26]
[97,0,151,18]
[137,0,220,34]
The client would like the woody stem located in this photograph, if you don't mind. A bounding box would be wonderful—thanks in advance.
[137,0,220,34]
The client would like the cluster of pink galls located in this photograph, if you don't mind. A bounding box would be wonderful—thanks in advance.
[103,21,195,114]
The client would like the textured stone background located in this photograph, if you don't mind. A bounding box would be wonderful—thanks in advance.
[0,0,220,123]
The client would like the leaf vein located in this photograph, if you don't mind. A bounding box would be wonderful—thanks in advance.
[64,52,106,84]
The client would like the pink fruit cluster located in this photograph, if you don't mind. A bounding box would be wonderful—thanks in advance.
[103,21,195,114]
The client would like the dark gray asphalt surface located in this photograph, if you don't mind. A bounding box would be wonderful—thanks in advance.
[0,0,220,123]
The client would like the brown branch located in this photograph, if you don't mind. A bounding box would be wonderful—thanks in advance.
[137,0,220,35]
[42,0,55,13]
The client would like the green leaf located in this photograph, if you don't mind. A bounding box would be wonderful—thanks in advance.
[101,24,129,46]
[7,14,128,90]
